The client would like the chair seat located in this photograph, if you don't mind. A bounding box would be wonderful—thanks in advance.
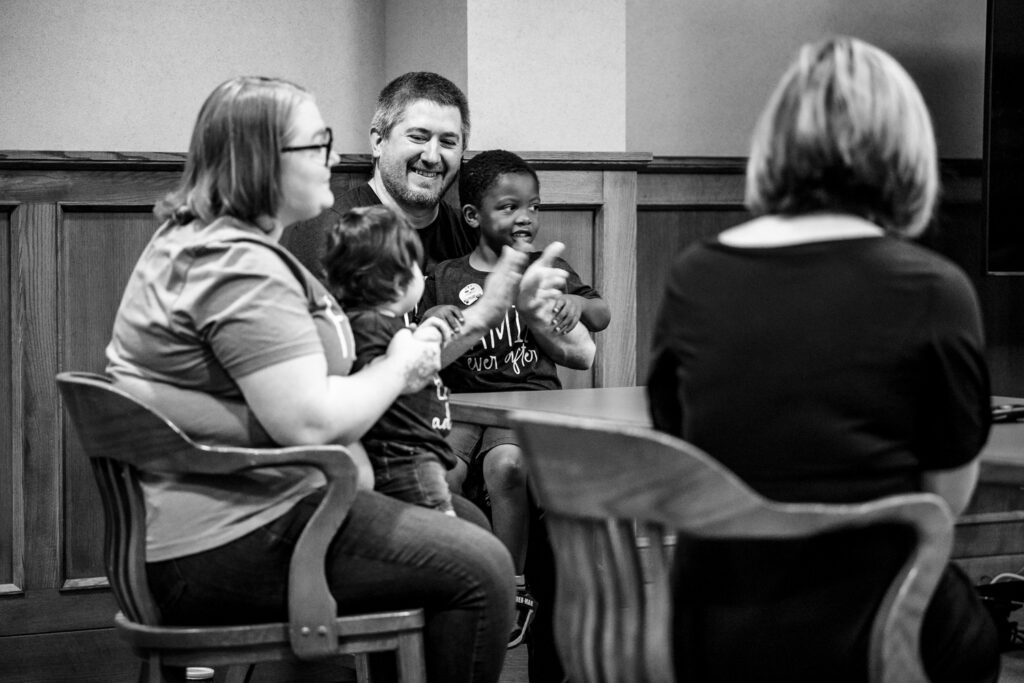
[116,609,425,665]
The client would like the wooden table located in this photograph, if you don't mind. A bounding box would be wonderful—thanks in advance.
[451,386,651,429]
[451,387,1024,484]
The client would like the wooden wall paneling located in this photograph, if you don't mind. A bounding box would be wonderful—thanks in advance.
[634,208,751,381]
[595,172,638,388]
[60,207,162,588]
[635,164,748,382]
[954,481,1024,583]
[14,202,60,592]
[535,168,636,389]
[0,170,179,205]
[537,209,596,390]
[0,627,138,682]
[0,204,20,596]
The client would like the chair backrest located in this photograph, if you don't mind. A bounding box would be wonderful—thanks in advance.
[510,410,953,683]
[56,371,357,657]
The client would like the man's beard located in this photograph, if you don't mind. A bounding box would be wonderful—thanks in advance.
[379,158,450,210]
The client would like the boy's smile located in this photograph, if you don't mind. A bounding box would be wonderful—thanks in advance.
[476,172,541,254]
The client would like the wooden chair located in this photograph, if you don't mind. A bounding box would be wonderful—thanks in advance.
[509,411,954,683]
[56,371,426,683]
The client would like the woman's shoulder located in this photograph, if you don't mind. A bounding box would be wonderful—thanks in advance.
[868,237,973,287]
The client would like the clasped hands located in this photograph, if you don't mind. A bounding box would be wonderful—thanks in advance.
[389,242,570,393]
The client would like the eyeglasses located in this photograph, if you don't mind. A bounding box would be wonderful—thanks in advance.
[281,127,333,167]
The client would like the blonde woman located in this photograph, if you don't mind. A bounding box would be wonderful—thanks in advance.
[648,37,998,682]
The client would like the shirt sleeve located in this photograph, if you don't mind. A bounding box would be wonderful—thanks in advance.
[180,241,325,380]
[647,255,687,437]
[417,269,440,318]
[914,266,992,470]
[350,312,393,373]
[554,256,602,299]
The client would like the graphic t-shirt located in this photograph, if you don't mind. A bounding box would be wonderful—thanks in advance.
[348,308,457,467]
[420,252,601,393]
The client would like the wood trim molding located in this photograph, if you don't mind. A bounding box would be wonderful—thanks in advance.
[0,150,654,172]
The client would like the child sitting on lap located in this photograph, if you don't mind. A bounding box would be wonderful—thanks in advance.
[420,149,611,647]
[324,205,457,516]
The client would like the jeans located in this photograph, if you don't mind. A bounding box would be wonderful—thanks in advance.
[368,440,455,515]
[147,490,515,683]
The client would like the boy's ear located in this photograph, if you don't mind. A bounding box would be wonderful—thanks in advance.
[370,127,384,161]
[462,204,480,228]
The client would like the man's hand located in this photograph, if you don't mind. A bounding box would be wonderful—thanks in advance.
[518,241,569,320]
[476,246,528,327]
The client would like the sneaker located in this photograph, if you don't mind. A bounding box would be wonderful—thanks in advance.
[508,587,538,649]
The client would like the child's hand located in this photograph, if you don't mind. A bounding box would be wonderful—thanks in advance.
[412,316,454,345]
[551,294,582,334]
[420,305,464,336]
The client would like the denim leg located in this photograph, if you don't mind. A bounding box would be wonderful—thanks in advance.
[147,490,514,683]
[373,450,455,515]
[326,491,514,682]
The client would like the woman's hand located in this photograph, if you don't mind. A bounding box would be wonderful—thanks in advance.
[387,326,442,394]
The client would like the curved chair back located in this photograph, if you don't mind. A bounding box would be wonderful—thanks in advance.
[510,410,953,683]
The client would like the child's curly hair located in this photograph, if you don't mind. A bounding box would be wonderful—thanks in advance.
[322,205,424,309]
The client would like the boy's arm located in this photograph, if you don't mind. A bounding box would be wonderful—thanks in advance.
[579,296,611,332]
[553,294,611,333]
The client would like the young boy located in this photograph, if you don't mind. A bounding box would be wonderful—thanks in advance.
[419,149,611,648]
[323,206,457,516]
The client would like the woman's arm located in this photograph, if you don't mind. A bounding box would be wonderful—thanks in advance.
[921,460,980,517]
[236,326,439,447]
[112,374,272,446]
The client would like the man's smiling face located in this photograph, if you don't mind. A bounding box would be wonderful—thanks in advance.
[373,99,464,211]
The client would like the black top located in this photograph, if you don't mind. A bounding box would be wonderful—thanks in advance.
[279,183,478,279]
[348,308,456,468]
[648,234,997,683]
[421,252,601,393]
[648,236,990,504]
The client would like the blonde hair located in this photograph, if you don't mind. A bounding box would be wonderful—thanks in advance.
[156,76,312,227]
[745,36,938,237]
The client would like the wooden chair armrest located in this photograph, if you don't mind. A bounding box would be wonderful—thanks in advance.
[185,445,359,659]
[56,372,358,660]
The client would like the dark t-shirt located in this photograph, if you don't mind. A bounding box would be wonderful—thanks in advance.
[647,235,996,683]
[279,183,478,278]
[420,252,601,393]
[649,236,990,503]
[348,308,456,468]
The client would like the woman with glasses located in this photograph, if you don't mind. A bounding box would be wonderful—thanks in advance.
[105,76,520,683]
